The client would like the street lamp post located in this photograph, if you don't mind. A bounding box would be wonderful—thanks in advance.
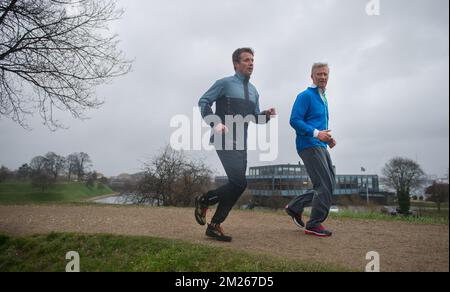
[366,181,369,205]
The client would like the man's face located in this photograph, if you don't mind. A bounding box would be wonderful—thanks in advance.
[234,52,254,77]
[312,66,329,89]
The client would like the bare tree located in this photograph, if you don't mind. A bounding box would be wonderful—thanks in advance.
[426,182,449,212]
[85,170,97,188]
[382,157,426,214]
[0,0,132,129]
[43,152,66,180]
[137,146,185,206]
[17,163,32,180]
[0,165,11,182]
[173,159,212,206]
[78,152,91,180]
[66,153,78,181]
[31,172,54,191]
[135,146,213,207]
[29,155,55,190]
[30,155,47,174]
[67,152,91,181]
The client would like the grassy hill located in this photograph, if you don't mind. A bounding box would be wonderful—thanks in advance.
[0,181,114,204]
[0,232,352,272]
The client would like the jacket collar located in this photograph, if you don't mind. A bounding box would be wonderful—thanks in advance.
[235,72,250,83]
[309,84,326,94]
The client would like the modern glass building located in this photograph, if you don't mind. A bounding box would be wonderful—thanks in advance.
[216,163,392,204]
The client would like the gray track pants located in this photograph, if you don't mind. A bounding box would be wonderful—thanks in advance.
[203,150,248,225]
[287,147,336,229]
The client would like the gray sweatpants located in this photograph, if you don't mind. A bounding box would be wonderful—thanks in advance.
[203,150,248,225]
[287,147,336,229]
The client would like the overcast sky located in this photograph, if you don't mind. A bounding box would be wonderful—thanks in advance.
[0,0,449,179]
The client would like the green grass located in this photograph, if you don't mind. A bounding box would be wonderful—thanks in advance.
[325,210,448,224]
[289,207,448,225]
[0,233,353,272]
[411,201,448,207]
[268,206,448,225]
[0,181,114,204]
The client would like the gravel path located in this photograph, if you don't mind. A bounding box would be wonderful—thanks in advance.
[0,204,448,272]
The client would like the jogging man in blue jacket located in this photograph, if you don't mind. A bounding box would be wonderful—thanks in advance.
[195,48,276,242]
[286,63,337,237]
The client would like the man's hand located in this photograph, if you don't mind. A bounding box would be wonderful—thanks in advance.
[329,138,337,149]
[265,108,277,116]
[317,130,333,143]
[214,123,229,134]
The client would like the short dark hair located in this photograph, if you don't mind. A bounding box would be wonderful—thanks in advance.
[232,48,254,70]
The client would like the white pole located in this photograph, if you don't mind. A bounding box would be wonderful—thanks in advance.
[367,181,369,205]
[362,167,369,205]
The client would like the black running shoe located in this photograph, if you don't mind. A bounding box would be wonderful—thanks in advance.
[304,225,333,237]
[194,195,208,226]
[206,224,232,242]
[285,206,305,230]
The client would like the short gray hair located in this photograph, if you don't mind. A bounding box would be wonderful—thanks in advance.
[311,63,329,74]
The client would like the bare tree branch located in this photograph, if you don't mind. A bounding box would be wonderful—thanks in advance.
[0,0,132,129]
[134,146,213,207]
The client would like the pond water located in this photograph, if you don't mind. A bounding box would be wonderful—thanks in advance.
[93,194,161,206]
[94,194,134,205]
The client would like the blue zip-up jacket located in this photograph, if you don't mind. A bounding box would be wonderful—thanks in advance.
[199,72,270,149]
[290,86,329,153]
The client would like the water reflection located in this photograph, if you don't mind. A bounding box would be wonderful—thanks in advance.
[94,193,162,206]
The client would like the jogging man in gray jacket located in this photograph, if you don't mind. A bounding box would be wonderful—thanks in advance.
[195,48,276,242]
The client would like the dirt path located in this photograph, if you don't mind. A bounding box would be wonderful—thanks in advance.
[0,205,448,272]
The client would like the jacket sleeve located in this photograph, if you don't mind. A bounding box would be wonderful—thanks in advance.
[198,80,223,127]
[290,93,315,137]
[253,92,271,124]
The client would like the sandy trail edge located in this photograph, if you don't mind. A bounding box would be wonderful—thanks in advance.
[0,205,448,272]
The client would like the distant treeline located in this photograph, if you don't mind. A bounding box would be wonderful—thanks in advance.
[0,152,107,191]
